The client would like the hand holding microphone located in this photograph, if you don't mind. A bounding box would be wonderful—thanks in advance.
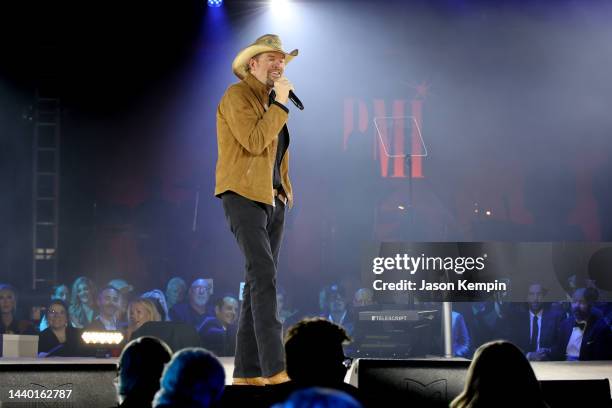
[273,76,304,110]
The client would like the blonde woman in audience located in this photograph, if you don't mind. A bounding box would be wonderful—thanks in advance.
[127,298,162,340]
[451,340,549,408]
[69,277,96,328]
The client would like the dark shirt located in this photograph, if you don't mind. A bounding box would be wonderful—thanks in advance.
[269,90,289,190]
[169,302,211,330]
[0,318,35,335]
[38,326,85,357]
[198,316,236,357]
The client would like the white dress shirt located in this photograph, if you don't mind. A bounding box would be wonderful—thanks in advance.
[566,321,586,361]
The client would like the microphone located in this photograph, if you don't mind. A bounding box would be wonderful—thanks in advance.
[289,90,304,110]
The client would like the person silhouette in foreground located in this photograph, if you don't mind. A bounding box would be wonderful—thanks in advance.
[450,340,549,408]
[153,347,225,408]
[272,387,362,408]
[269,318,368,407]
[116,336,172,408]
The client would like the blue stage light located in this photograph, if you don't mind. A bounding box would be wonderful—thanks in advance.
[207,0,222,7]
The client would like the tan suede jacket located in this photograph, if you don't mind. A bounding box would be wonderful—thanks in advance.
[215,73,293,207]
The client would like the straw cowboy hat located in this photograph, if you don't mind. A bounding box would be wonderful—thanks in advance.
[232,34,298,80]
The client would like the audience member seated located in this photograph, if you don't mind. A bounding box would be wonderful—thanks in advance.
[39,284,71,332]
[458,302,500,357]
[165,277,187,311]
[153,348,225,408]
[452,310,471,358]
[109,279,134,323]
[88,286,125,331]
[277,287,299,329]
[69,276,97,328]
[142,290,170,321]
[273,387,363,408]
[552,287,612,361]
[320,284,354,336]
[117,336,172,408]
[352,288,374,308]
[199,296,238,357]
[126,298,162,341]
[169,278,212,329]
[450,340,549,408]
[0,284,35,335]
[509,283,562,361]
[38,299,84,357]
[269,318,367,407]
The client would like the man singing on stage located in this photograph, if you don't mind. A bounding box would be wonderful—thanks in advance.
[215,34,297,385]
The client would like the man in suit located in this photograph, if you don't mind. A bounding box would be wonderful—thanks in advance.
[510,283,562,361]
[552,287,612,361]
[198,296,239,357]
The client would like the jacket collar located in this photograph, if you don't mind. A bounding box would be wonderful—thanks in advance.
[244,73,272,106]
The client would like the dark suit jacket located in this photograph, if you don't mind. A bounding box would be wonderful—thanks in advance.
[509,306,562,354]
[552,311,612,361]
[198,317,236,357]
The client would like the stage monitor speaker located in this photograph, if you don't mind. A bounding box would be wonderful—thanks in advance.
[131,321,202,352]
[540,379,611,408]
[357,358,470,407]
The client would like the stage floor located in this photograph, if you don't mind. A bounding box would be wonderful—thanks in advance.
[218,357,612,392]
[3,356,611,392]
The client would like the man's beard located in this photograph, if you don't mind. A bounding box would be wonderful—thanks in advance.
[573,308,588,321]
[193,297,208,307]
[266,70,281,87]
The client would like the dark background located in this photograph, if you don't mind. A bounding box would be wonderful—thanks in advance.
[1,0,611,311]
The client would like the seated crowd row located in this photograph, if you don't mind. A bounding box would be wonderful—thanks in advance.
[0,277,237,357]
[0,277,611,361]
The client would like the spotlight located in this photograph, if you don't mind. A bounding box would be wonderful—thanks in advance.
[270,0,292,17]
[207,0,222,7]
[81,331,124,345]
[81,331,125,358]
[398,205,405,210]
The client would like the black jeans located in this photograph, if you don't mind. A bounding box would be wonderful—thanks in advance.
[222,191,285,378]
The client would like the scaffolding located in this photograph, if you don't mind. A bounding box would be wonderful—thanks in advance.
[32,83,61,290]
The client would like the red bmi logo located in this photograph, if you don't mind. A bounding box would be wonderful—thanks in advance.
[343,98,426,179]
